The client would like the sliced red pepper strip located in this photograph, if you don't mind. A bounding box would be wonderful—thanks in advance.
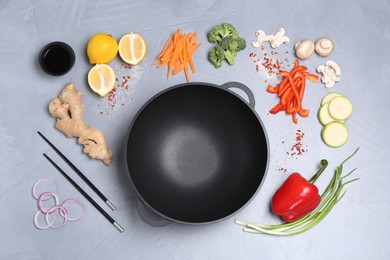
[280,71,301,113]
[276,75,289,96]
[298,108,310,117]
[266,85,278,94]
[269,102,286,114]
[281,88,293,105]
[292,112,298,124]
[305,74,319,83]
[267,59,317,124]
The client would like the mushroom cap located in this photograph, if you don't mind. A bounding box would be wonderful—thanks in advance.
[295,38,314,60]
[315,37,334,57]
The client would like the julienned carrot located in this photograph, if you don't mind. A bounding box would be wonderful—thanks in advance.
[267,60,318,124]
[154,29,201,82]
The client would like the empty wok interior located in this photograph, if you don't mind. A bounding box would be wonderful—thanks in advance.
[127,84,268,223]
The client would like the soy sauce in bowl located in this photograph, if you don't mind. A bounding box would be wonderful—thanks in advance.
[39,42,75,76]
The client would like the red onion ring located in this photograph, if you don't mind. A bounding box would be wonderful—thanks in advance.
[45,205,68,229]
[37,192,59,214]
[34,210,56,230]
[32,178,57,200]
[60,199,85,222]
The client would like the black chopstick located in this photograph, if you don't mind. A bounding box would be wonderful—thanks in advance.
[43,153,124,233]
[37,131,116,211]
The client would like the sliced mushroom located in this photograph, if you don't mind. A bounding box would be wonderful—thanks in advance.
[294,39,314,60]
[324,60,341,81]
[252,28,289,49]
[315,37,334,57]
[269,28,290,48]
[316,60,341,88]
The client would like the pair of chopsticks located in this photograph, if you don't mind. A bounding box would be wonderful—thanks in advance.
[38,131,124,233]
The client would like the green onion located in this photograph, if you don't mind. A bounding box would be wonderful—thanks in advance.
[235,147,359,236]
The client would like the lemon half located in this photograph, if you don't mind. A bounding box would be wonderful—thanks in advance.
[87,33,118,64]
[118,33,147,65]
[88,64,116,97]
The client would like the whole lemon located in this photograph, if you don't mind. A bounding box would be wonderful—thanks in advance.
[87,33,118,64]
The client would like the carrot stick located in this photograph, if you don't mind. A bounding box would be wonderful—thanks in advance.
[155,29,200,82]
[187,37,195,73]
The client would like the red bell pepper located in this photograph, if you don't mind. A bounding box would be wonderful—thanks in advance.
[271,173,320,222]
[271,161,328,222]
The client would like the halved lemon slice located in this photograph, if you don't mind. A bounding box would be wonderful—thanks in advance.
[118,33,147,65]
[87,64,116,97]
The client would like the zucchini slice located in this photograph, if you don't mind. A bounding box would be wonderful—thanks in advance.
[318,103,334,125]
[328,96,353,120]
[321,121,349,148]
[321,92,343,106]
[318,102,345,125]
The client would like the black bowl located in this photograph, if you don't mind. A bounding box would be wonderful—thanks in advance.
[39,41,75,76]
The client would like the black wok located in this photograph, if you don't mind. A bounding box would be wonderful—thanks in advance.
[125,82,269,226]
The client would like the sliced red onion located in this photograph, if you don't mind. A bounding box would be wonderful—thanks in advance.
[37,192,59,214]
[34,210,56,230]
[46,205,68,229]
[32,178,57,200]
[60,199,85,222]
[32,179,85,230]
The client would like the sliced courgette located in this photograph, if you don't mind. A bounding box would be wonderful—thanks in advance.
[321,121,349,148]
[318,102,345,125]
[321,92,343,106]
[328,96,353,120]
[318,103,334,125]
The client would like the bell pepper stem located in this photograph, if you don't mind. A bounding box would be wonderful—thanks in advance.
[308,159,328,184]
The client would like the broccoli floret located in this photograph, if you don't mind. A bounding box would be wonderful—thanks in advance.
[237,37,246,51]
[219,36,247,65]
[207,23,246,67]
[207,23,239,44]
[221,23,239,39]
[220,36,246,52]
[208,46,225,68]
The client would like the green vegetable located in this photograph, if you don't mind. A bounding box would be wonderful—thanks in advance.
[318,102,344,126]
[235,148,359,236]
[321,92,343,106]
[328,96,353,121]
[208,46,225,68]
[318,92,353,148]
[219,36,246,65]
[321,121,349,148]
[207,23,246,67]
[207,23,239,44]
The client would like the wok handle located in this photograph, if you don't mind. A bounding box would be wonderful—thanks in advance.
[220,82,256,109]
[136,199,172,227]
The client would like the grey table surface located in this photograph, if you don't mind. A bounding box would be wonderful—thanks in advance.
[1,0,389,259]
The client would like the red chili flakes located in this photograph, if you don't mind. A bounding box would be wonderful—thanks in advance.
[250,47,291,84]
[107,88,117,102]
[97,62,145,116]
[286,130,308,158]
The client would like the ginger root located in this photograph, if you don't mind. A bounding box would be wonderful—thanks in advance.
[49,83,113,165]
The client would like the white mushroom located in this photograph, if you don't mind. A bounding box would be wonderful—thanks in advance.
[315,37,334,57]
[252,28,289,49]
[316,60,341,88]
[294,39,315,60]
[324,60,341,81]
[252,30,273,48]
[269,28,290,48]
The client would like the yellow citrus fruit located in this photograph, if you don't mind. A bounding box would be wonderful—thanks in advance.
[87,64,116,97]
[118,33,147,65]
[87,33,118,64]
